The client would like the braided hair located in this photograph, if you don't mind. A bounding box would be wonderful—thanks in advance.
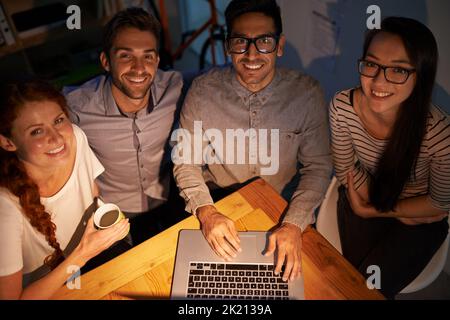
[0,80,70,269]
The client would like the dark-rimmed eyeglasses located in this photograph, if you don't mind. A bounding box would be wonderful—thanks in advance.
[227,35,280,54]
[358,59,416,84]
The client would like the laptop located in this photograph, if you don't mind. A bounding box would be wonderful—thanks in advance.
[170,229,304,300]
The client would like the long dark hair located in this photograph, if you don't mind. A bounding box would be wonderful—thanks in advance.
[363,17,438,212]
[0,80,69,269]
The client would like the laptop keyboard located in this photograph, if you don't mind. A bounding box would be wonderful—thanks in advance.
[186,262,290,300]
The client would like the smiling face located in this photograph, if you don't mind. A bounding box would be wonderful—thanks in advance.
[360,32,416,117]
[0,100,75,172]
[100,27,160,113]
[229,12,285,92]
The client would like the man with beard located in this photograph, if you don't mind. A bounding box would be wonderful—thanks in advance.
[173,0,332,282]
[64,8,186,248]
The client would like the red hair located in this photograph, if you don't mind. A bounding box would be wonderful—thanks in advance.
[0,80,69,269]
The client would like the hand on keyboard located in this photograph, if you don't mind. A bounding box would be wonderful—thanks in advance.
[187,262,290,300]
[264,223,303,281]
[197,205,242,261]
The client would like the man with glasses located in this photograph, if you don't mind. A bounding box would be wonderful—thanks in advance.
[173,0,332,282]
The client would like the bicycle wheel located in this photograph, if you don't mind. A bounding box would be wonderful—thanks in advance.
[199,34,228,70]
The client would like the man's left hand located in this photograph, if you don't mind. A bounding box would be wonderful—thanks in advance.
[264,223,302,282]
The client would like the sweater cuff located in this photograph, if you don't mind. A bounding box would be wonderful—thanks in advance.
[282,208,315,234]
[185,192,215,216]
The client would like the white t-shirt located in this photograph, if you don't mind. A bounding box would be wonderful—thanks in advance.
[0,125,104,277]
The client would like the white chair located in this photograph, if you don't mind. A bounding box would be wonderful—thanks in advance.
[316,176,450,294]
[316,176,342,253]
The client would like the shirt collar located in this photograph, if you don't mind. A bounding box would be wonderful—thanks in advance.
[230,66,281,105]
[103,77,121,116]
[150,69,166,108]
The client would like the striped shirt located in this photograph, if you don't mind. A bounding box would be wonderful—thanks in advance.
[329,88,450,211]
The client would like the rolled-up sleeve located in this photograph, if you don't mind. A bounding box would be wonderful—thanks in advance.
[282,84,333,232]
[173,80,214,215]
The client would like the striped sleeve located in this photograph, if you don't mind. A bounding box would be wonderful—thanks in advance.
[329,92,370,190]
[427,107,450,211]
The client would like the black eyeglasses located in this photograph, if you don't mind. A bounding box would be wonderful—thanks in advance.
[227,35,280,54]
[358,59,416,84]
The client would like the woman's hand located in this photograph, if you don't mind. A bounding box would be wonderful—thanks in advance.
[346,172,380,218]
[397,214,448,226]
[73,215,130,267]
[346,172,449,223]
[0,215,129,300]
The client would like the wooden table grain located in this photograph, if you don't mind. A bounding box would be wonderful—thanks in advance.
[52,179,384,300]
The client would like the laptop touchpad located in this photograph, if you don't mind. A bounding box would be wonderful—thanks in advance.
[237,234,258,259]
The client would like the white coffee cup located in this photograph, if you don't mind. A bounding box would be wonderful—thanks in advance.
[93,199,125,230]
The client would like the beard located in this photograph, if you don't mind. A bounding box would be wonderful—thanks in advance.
[111,72,153,100]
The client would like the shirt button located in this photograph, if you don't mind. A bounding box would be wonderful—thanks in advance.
[136,129,141,134]
[287,134,292,139]
[252,111,257,116]
[142,178,146,182]
[140,164,144,168]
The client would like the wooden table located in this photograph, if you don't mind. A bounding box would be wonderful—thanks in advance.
[52,179,384,300]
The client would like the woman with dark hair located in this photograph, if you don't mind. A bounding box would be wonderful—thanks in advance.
[329,17,449,298]
[0,80,130,299]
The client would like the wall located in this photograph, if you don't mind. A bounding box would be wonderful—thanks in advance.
[177,0,228,56]
[277,0,450,113]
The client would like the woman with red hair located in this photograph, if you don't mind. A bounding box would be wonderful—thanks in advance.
[0,80,130,299]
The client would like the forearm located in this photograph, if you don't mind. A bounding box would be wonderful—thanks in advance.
[388,195,449,218]
[337,164,370,192]
[355,177,369,201]
[352,181,447,218]
[19,250,86,300]
[174,92,214,214]
[292,117,332,230]
[283,174,331,233]
[283,195,319,233]
[173,164,214,214]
